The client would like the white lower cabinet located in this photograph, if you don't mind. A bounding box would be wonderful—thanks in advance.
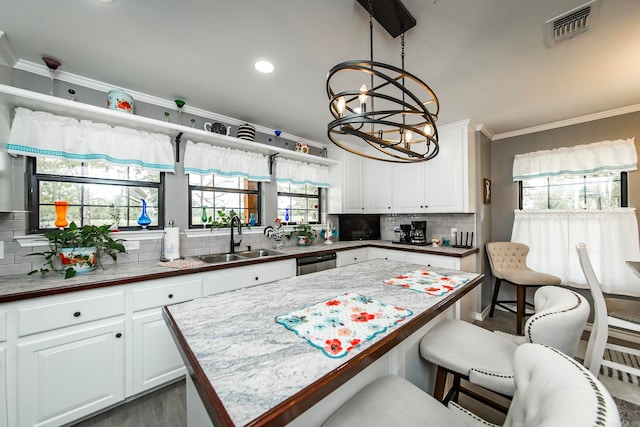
[367,248,407,262]
[405,252,460,270]
[131,310,184,395]
[17,319,125,427]
[336,248,369,267]
[130,276,203,395]
[206,260,295,296]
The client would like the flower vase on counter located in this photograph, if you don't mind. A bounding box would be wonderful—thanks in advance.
[137,198,152,229]
[54,201,69,229]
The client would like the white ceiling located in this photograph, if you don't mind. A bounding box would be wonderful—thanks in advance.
[1,0,639,143]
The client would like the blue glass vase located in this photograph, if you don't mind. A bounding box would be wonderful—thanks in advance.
[249,212,256,226]
[284,208,290,223]
[138,198,152,229]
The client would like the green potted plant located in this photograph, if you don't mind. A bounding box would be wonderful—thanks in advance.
[28,222,126,279]
[206,207,251,230]
[286,224,317,246]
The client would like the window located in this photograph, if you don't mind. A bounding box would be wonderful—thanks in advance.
[189,174,260,228]
[277,183,321,224]
[28,157,164,232]
[519,172,627,210]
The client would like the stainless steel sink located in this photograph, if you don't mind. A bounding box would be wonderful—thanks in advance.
[198,249,284,264]
[237,249,284,258]
[198,253,244,263]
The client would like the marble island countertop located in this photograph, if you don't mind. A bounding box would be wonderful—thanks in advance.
[164,259,483,426]
[0,240,478,303]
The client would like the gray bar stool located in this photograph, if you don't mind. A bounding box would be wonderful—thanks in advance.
[487,242,561,334]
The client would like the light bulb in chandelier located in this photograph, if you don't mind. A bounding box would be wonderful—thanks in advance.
[358,85,368,113]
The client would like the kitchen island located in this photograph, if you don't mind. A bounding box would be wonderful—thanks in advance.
[164,259,483,426]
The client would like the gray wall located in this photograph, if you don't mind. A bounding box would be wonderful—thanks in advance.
[475,131,493,311]
[491,111,640,242]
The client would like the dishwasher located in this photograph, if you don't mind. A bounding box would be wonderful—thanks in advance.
[296,252,337,275]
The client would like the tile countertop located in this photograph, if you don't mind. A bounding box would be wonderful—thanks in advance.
[0,240,478,303]
[164,259,483,426]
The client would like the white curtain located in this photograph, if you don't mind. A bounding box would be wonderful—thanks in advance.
[7,107,175,172]
[183,140,270,181]
[511,209,640,296]
[512,138,637,181]
[275,157,330,187]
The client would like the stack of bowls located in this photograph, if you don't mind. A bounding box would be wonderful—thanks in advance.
[237,123,256,141]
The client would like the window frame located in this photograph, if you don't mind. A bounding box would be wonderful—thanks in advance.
[27,157,165,233]
[187,175,262,229]
[276,184,322,224]
[518,171,628,210]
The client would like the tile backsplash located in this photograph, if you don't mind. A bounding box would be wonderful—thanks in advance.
[0,210,475,277]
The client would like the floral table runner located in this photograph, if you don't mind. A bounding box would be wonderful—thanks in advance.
[384,269,469,296]
[275,293,413,358]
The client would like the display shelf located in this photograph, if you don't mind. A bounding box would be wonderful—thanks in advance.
[0,84,337,167]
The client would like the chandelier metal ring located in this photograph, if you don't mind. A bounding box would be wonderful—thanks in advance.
[327,60,439,162]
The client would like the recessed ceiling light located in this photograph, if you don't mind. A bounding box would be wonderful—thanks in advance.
[95,0,116,3]
[254,60,274,74]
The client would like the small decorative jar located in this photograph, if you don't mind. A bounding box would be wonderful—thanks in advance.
[107,89,134,114]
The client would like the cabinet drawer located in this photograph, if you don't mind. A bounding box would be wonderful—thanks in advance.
[18,292,125,337]
[133,278,203,312]
[207,260,294,295]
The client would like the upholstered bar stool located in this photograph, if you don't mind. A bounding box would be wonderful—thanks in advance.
[419,286,589,407]
[322,343,621,427]
[486,242,561,334]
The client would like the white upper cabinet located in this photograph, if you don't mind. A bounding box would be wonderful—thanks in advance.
[330,119,476,214]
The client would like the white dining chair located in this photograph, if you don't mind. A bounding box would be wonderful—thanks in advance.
[322,343,621,427]
[576,242,640,377]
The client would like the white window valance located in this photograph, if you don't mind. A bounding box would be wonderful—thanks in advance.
[275,157,330,188]
[512,138,637,181]
[183,140,270,181]
[7,107,175,172]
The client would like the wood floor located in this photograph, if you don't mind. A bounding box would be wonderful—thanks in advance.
[70,379,186,427]
[72,310,637,427]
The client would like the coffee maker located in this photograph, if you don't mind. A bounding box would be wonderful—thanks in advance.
[397,224,412,243]
[410,221,427,245]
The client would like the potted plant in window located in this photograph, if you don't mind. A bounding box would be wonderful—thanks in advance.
[28,222,126,279]
[286,224,317,246]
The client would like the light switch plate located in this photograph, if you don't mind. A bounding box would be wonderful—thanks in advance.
[0,241,4,259]
[451,228,457,237]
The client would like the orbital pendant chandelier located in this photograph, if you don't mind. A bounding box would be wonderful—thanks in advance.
[326,0,439,163]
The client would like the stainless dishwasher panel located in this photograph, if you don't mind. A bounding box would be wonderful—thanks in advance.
[296,252,337,275]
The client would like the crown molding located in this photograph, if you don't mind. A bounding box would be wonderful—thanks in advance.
[492,103,640,141]
[0,31,17,67]
[13,59,327,148]
[474,123,495,140]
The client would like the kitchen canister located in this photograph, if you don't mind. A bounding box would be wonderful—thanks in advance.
[107,89,134,114]
[237,123,256,141]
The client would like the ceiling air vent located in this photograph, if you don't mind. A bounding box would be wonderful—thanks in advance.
[544,0,600,47]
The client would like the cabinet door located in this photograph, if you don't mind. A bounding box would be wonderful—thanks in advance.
[425,125,465,212]
[336,248,368,267]
[363,159,393,213]
[17,319,125,427]
[343,154,364,213]
[392,162,426,213]
[131,310,184,395]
